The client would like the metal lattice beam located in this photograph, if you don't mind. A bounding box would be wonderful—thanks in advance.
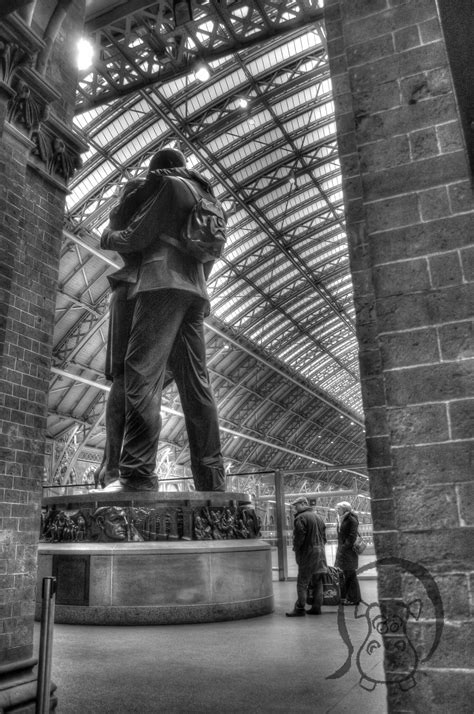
[77,0,324,111]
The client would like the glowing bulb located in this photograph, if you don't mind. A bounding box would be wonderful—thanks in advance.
[77,37,94,70]
[194,65,210,82]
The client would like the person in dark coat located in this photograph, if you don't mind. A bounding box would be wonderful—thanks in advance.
[286,496,327,617]
[100,148,226,493]
[335,501,361,605]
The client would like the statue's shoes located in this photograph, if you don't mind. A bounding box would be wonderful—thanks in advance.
[89,479,122,493]
[97,478,159,492]
[101,479,126,492]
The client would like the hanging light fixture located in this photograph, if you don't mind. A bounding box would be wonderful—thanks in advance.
[76,37,94,70]
[193,63,211,82]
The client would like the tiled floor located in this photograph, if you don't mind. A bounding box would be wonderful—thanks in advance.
[34,577,387,713]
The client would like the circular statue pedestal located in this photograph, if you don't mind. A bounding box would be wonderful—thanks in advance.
[37,491,273,625]
[36,540,274,625]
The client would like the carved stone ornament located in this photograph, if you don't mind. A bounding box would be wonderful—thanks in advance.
[30,121,51,164]
[49,135,82,180]
[41,504,193,543]
[40,502,261,543]
[8,78,45,131]
[0,17,87,184]
[0,37,35,86]
[193,505,261,541]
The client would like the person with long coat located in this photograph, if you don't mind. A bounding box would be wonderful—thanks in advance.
[335,501,361,605]
[286,496,327,617]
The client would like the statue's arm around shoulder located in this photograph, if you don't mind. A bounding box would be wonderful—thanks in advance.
[101,181,166,254]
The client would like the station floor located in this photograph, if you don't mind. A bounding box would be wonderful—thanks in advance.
[34,575,387,714]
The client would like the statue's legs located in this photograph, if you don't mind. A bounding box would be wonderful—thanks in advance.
[103,375,126,484]
[171,318,225,491]
[100,285,175,491]
[119,289,224,491]
[98,285,136,487]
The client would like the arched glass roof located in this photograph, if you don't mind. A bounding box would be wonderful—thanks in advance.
[48,0,368,496]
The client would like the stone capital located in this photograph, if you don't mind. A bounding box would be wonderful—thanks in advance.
[1,13,88,185]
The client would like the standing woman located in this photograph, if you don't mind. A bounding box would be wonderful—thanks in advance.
[335,501,361,605]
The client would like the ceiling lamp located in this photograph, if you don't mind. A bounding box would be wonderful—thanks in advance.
[76,37,94,70]
[238,97,249,109]
[194,63,211,82]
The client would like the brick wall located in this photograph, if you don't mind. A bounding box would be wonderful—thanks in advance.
[0,112,36,666]
[325,0,474,711]
[0,0,85,680]
[0,134,68,666]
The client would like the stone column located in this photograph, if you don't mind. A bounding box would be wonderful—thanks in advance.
[325,1,474,711]
[0,4,86,711]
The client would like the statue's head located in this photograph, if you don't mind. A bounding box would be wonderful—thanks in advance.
[148,148,186,171]
[93,506,129,541]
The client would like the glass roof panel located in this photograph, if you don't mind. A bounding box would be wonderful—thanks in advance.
[50,5,367,485]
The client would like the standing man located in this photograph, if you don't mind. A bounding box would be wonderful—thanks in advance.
[286,496,327,617]
[100,148,226,493]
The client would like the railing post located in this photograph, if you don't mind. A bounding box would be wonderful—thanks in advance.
[274,469,288,580]
[36,576,56,714]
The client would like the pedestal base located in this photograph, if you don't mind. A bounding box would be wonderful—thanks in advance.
[36,540,274,625]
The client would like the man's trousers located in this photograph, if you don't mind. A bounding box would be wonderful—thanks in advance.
[119,289,225,491]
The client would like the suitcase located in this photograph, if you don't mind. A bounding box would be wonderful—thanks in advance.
[307,566,344,606]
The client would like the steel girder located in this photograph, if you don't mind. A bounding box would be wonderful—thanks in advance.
[46,4,369,494]
[77,0,325,111]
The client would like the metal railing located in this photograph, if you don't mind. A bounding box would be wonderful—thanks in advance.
[36,577,56,714]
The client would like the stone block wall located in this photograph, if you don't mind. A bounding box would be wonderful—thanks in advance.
[325,0,474,711]
[0,2,85,698]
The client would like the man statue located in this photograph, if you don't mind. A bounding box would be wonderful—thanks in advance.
[95,177,173,488]
[286,496,327,617]
[100,148,226,493]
